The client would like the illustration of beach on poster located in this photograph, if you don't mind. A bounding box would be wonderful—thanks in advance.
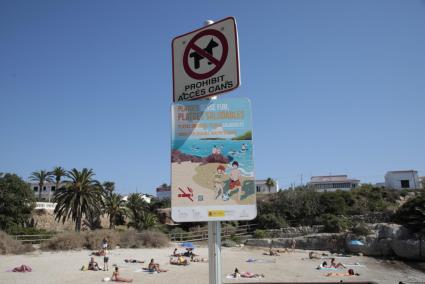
[171,98,256,222]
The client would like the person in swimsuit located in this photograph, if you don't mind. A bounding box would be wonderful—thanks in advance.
[88,257,100,271]
[330,258,346,268]
[148,258,167,273]
[111,267,133,282]
[326,269,359,277]
[103,249,109,271]
[229,161,243,200]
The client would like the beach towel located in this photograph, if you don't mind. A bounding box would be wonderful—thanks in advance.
[343,262,364,267]
[226,272,264,279]
[246,258,276,264]
[102,277,111,282]
[316,266,338,271]
[135,268,157,274]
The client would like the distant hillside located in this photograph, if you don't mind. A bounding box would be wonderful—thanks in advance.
[232,131,252,140]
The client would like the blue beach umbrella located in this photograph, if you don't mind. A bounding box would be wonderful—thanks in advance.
[349,240,364,246]
[180,242,195,249]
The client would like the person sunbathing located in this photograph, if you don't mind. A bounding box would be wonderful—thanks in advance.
[12,265,32,272]
[170,255,188,265]
[241,271,264,278]
[88,257,101,271]
[330,258,346,268]
[124,259,144,263]
[111,267,133,282]
[263,248,280,256]
[148,258,168,272]
[190,255,207,262]
[326,268,359,277]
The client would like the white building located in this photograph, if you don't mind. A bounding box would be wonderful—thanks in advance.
[29,182,58,202]
[308,175,360,192]
[122,193,152,204]
[255,179,279,193]
[156,184,171,200]
[384,170,421,190]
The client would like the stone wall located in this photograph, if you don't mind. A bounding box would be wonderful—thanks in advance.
[31,209,110,232]
[246,223,425,261]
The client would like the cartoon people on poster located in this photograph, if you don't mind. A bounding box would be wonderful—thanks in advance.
[213,160,247,202]
[214,165,225,200]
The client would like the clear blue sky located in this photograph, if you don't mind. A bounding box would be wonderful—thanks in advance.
[1,0,424,194]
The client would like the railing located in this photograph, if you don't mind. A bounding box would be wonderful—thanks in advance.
[13,234,55,243]
[169,224,256,242]
[35,202,57,210]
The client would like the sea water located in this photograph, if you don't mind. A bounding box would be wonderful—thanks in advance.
[173,139,254,177]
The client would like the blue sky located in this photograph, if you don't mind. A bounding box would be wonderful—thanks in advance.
[1,0,424,194]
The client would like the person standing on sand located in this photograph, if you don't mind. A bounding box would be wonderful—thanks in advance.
[214,165,226,200]
[103,249,109,271]
[291,238,296,253]
[229,161,243,201]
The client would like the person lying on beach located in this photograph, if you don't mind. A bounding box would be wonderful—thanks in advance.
[326,268,359,277]
[190,255,207,262]
[170,255,189,265]
[263,248,280,256]
[92,250,106,256]
[88,257,101,271]
[111,267,133,282]
[11,265,32,272]
[309,251,321,259]
[241,271,265,278]
[124,259,144,264]
[148,258,168,272]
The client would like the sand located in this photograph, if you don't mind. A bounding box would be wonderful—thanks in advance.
[1,245,424,284]
[172,161,255,207]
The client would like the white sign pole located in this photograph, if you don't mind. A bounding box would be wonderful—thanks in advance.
[204,20,222,284]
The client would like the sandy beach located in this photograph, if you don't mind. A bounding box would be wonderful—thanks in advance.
[1,245,424,284]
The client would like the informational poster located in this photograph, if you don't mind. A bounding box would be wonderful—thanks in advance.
[171,98,256,222]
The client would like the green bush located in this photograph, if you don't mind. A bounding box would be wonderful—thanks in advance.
[351,222,371,236]
[0,174,36,231]
[257,213,287,229]
[222,239,237,247]
[393,194,425,234]
[253,229,268,239]
[6,226,53,236]
[320,214,349,233]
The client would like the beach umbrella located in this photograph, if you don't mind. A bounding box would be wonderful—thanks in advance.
[180,242,195,249]
[349,240,364,246]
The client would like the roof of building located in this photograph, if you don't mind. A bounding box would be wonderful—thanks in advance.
[386,170,418,174]
[308,175,360,184]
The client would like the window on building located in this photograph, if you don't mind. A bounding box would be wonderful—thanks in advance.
[51,186,56,191]
[43,186,47,191]
[34,186,38,192]
[256,186,261,192]
[400,180,410,188]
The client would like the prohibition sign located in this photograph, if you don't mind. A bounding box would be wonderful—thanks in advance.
[183,29,229,80]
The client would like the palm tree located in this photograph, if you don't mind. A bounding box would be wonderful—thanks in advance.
[53,168,104,232]
[103,181,115,195]
[30,170,53,201]
[51,166,66,202]
[126,193,157,230]
[103,192,127,229]
[265,178,276,193]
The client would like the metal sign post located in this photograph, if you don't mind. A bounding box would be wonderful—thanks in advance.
[208,221,222,284]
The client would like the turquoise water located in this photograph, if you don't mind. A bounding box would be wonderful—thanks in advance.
[173,139,254,177]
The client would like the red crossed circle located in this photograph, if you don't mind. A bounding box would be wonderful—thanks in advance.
[183,29,228,80]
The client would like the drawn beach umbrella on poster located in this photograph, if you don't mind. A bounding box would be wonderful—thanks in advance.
[349,240,364,246]
[180,242,196,249]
